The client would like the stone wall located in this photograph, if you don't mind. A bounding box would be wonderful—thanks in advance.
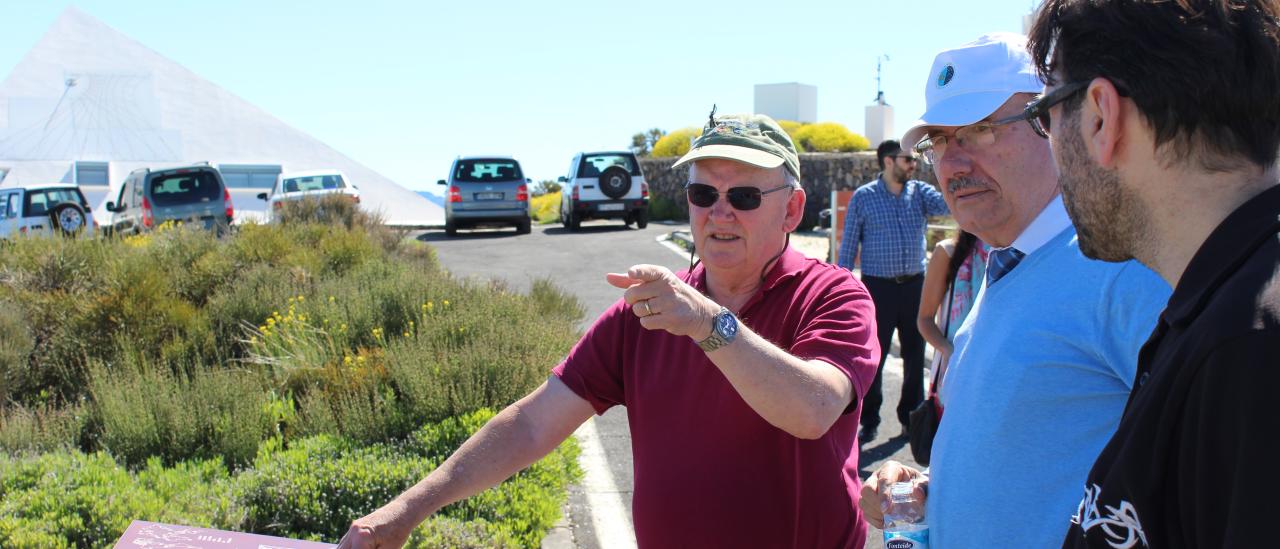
[639,153,940,230]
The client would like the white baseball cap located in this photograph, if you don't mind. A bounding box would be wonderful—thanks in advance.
[901,32,1045,149]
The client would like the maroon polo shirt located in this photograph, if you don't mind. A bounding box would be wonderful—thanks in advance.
[553,246,879,548]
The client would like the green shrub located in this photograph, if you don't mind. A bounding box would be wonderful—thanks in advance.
[0,299,32,406]
[0,403,86,455]
[529,278,584,324]
[793,122,870,152]
[241,411,580,548]
[407,516,517,549]
[651,127,701,157]
[648,193,687,222]
[90,361,271,469]
[274,193,385,232]
[0,219,583,548]
[0,451,238,548]
[239,434,433,540]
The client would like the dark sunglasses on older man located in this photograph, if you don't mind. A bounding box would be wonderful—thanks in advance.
[685,182,793,210]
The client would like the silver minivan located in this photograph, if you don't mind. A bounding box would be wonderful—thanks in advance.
[105,163,233,234]
[437,156,531,236]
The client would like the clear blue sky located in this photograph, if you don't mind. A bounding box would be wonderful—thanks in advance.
[0,1,1039,195]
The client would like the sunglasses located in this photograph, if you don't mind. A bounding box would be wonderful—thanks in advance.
[894,154,920,163]
[685,182,793,210]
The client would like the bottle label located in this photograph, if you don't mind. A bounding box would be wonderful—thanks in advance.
[884,527,929,549]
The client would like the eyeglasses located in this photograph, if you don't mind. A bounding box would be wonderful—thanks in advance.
[1024,80,1091,138]
[913,112,1027,165]
[894,154,920,164]
[685,182,793,210]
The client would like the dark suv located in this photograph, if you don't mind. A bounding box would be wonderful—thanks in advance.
[438,156,531,236]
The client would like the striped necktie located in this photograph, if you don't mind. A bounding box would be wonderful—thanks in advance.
[986,247,1026,287]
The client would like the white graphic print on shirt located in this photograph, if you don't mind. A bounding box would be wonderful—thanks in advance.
[1072,484,1148,549]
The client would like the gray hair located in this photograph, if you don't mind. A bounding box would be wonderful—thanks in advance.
[784,169,802,190]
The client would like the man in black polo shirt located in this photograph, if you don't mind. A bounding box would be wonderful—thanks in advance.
[1026,1,1280,546]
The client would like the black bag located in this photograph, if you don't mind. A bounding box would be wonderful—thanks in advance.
[908,277,955,466]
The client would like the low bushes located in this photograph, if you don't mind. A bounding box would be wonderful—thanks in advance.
[0,214,585,547]
[0,411,580,548]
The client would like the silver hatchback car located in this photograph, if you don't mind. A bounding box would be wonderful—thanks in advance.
[438,156,531,236]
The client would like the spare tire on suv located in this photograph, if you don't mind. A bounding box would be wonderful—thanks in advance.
[599,166,631,199]
[49,202,87,236]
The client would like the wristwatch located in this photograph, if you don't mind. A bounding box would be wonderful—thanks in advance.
[697,307,739,352]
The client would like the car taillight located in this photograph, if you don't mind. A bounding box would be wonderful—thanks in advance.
[142,196,154,229]
[516,184,528,202]
[351,194,360,204]
[272,201,283,210]
[571,185,579,200]
[641,181,649,199]
[223,187,234,220]
[449,186,462,203]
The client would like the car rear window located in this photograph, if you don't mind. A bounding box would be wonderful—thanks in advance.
[23,188,89,216]
[454,159,523,183]
[282,174,346,193]
[580,154,641,177]
[149,171,222,206]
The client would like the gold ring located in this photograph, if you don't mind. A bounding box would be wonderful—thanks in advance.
[641,301,652,316]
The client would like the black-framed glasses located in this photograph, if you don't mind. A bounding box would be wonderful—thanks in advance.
[685,182,793,210]
[894,154,920,164]
[1024,80,1091,138]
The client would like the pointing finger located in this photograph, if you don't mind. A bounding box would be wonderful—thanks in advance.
[606,272,639,289]
[626,264,672,283]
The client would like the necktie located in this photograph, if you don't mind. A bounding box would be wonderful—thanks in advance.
[986,247,1026,287]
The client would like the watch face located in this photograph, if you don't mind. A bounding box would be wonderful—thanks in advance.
[716,312,737,338]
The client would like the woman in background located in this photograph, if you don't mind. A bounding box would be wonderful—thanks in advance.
[918,231,987,381]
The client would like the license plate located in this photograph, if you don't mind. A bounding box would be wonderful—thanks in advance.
[598,203,624,211]
[475,192,503,200]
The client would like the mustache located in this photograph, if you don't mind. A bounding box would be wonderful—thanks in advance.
[947,176,990,194]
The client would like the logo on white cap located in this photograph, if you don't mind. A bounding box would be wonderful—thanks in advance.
[937,64,956,88]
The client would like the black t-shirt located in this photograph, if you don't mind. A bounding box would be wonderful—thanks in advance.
[1062,186,1280,549]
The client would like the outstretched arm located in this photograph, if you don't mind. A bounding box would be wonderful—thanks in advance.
[338,377,595,549]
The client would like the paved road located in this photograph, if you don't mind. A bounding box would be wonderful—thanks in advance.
[418,220,923,549]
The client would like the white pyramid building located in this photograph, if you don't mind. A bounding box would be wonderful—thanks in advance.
[0,7,442,226]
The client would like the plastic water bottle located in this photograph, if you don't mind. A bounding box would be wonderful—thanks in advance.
[883,481,929,549]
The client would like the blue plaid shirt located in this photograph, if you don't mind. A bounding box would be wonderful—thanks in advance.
[837,177,949,277]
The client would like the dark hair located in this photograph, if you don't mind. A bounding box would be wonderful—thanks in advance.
[876,140,903,171]
[1028,0,1280,170]
[946,231,979,284]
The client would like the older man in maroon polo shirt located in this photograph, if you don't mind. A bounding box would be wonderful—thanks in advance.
[339,112,880,549]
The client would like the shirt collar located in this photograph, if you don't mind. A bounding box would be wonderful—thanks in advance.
[1162,184,1280,325]
[1009,194,1071,255]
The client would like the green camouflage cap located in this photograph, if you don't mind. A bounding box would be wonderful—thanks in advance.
[673,110,801,181]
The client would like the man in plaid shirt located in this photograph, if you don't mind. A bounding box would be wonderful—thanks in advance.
[837,139,948,443]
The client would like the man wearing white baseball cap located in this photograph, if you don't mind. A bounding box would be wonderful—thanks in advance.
[859,33,1169,547]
